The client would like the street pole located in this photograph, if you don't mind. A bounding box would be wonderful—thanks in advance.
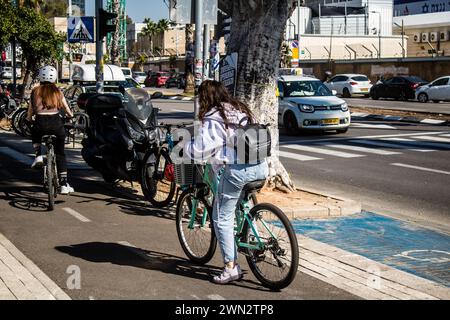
[379,14,381,59]
[12,0,17,98]
[203,24,210,81]
[68,0,73,83]
[95,0,104,93]
[194,0,203,120]
[402,19,405,59]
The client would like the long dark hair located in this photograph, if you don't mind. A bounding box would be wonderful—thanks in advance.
[32,83,64,110]
[198,80,254,127]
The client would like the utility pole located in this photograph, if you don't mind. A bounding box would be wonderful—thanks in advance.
[68,0,73,83]
[194,0,204,120]
[203,24,210,80]
[95,0,104,93]
[12,0,17,97]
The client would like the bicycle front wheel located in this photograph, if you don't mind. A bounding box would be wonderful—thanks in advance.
[176,188,217,264]
[141,148,176,208]
[243,203,299,290]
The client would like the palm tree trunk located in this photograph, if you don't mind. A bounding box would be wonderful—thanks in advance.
[184,24,195,94]
[225,0,296,192]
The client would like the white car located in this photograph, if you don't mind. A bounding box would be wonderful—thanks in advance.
[416,76,450,103]
[133,71,147,84]
[325,74,372,98]
[1,67,13,79]
[278,76,351,135]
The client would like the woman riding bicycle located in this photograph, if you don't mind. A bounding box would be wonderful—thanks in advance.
[184,80,269,285]
[27,65,75,195]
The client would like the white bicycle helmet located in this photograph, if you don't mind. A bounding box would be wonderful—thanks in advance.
[38,65,58,83]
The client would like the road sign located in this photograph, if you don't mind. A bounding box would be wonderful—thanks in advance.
[68,17,94,43]
[169,0,218,24]
[219,52,238,96]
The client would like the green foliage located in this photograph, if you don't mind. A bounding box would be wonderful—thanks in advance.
[0,2,64,75]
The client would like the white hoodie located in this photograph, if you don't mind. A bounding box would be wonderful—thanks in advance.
[185,103,248,166]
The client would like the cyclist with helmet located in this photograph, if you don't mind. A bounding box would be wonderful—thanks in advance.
[26,65,75,195]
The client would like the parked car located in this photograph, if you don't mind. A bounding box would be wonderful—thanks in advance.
[277,75,351,135]
[416,76,450,103]
[1,67,13,79]
[370,76,428,101]
[121,67,133,79]
[325,74,372,98]
[145,71,170,88]
[165,72,186,89]
[132,71,147,84]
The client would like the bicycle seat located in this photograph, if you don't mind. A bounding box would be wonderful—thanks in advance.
[42,135,57,144]
[243,179,266,194]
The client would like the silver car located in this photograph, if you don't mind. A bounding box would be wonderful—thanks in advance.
[278,76,351,135]
[132,71,147,84]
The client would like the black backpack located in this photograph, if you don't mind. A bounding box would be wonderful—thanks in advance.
[230,117,272,164]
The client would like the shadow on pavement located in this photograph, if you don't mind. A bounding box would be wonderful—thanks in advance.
[0,186,64,213]
[55,242,271,292]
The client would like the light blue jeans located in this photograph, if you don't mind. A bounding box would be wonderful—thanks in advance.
[212,161,269,264]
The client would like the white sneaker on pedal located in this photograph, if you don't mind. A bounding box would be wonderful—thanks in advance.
[60,184,75,195]
[212,264,243,285]
[31,156,44,169]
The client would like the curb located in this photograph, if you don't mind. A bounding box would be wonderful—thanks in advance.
[266,187,362,220]
[351,112,450,126]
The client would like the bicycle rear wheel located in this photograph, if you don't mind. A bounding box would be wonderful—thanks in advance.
[141,148,176,208]
[243,203,299,290]
[176,188,217,264]
[46,148,56,211]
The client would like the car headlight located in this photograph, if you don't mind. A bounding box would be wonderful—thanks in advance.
[299,104,315,113]
[341,103,349,112]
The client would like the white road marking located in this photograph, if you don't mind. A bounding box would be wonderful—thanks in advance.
[391,163,450,176]
[415,136,450,143]
[350,139,435,153]
[384,138,435,152]
[441,134,450,137]
[283,145,364,158]
[351,112,370,117]
[62,208,91,223]
[420,119,446,125]
[323,144,400,155]
[278,150,323,162]
[380,138,450,150]
[171,109,192,113]
[352,123,397,130]
[207,294,226,300]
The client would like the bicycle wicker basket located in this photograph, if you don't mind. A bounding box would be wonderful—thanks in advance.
[174,162,204,186]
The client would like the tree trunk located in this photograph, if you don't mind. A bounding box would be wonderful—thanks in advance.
[225,0,296,192]
[184,24,195,94]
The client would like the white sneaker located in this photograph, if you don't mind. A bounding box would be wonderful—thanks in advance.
[60,184,75,195]
[212,264,243,285]
[31,156,44,169]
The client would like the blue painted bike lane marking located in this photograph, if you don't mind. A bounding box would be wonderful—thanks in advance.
[291,212,450,287]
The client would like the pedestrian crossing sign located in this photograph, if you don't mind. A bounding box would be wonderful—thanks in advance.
[68,17,94,43]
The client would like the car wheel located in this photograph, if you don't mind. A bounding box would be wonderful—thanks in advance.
[337,128,349,134]
[398,91,407,101]
[371,91,379,100]
[433,100,441,103]
[342,88,351,98]
[418,93,429,103]
[283,112,299,136]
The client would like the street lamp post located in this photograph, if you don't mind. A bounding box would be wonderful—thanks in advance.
[68,0,73,82]
[394,20,405,59]
[194,0,204,121]
[371,11,381,59]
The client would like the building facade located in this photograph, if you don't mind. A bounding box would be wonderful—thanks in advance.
[393,0,450,57]
[71,0,86,16]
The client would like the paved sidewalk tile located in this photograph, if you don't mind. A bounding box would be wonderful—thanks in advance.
[0,233,71,300]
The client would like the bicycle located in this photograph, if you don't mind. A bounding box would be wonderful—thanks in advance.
[140,122,191,208]
[175,163,299,290]
[41,135,59,211]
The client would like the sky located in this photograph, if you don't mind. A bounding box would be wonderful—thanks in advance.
[86,0,170,23]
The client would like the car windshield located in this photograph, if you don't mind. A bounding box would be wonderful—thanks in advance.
[159,73,170,77]
[406,76,427,83]
[352,76,369,82]
[284,81,332,97]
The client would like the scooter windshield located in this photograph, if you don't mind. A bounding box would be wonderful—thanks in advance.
[124,88,153,121]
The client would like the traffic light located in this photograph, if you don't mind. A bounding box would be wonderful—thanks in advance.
[98,8,117,40]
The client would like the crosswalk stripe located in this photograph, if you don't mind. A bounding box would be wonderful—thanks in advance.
[283,145,364,158]
[323,144,400,155]
[441,134,450,137]
[414,136,450,143]
[391,163,450,176]
[348,139,432,152]
[384,138,435,152]
[278,150,323,162]
[379,138,450,150]
[351,123,397,130]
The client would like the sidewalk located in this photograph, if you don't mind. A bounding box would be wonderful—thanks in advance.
[0,233,70,300]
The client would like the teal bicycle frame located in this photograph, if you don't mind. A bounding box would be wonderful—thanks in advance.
[186,164,278,252]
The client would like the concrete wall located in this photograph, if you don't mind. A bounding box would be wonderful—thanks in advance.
[298,57,450,83]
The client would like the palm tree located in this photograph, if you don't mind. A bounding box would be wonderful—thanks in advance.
[141,18,158,54]
[18,0,43,12]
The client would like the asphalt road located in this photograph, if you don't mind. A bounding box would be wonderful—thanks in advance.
[344,97,450,115]
[156,100,450,230]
